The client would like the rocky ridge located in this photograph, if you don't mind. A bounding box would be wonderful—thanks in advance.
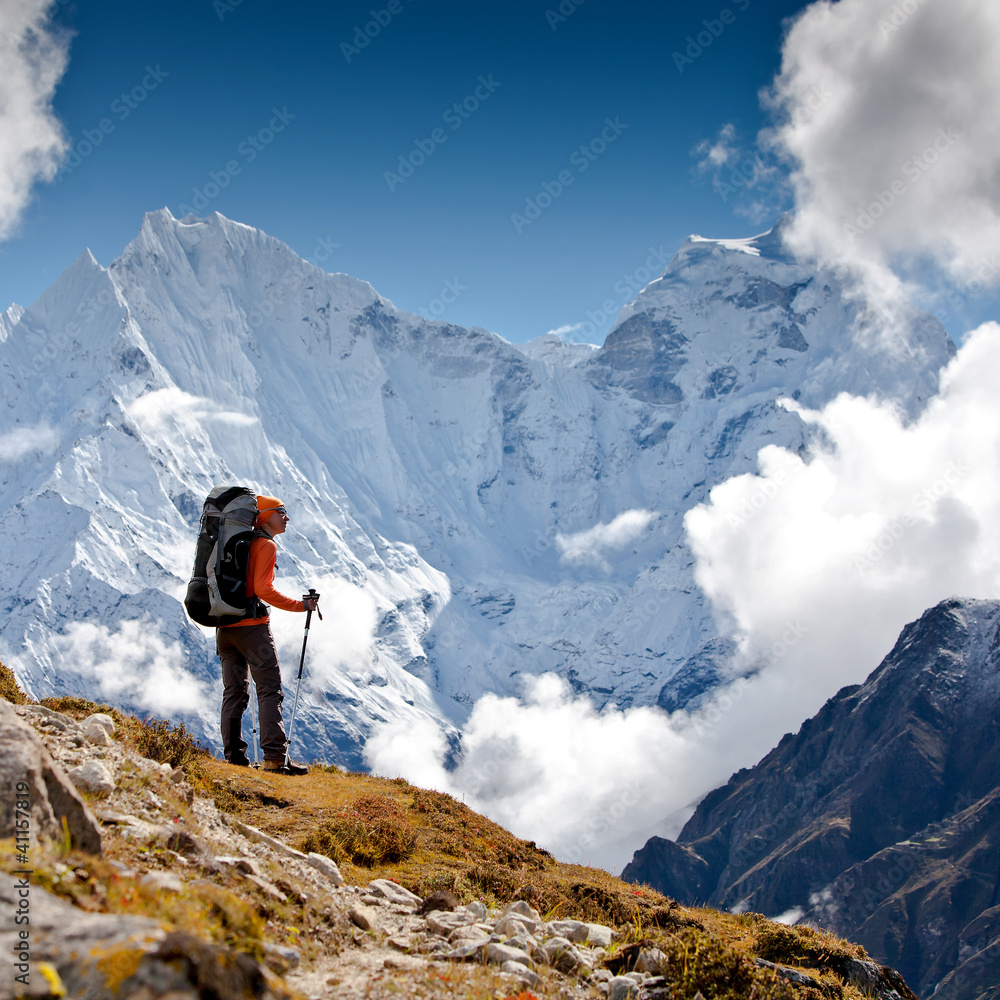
[0,679,918,1000]
[623,597,1000,1000]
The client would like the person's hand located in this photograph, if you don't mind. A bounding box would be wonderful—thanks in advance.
[303,594,320,612]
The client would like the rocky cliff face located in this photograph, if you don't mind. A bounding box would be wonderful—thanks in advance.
[622,596,1000,1000]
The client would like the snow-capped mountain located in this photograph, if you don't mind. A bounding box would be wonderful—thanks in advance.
[0,210,953,764]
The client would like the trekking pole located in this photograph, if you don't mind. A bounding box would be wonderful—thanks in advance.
[284,589,321,768]
[248,677,260,767]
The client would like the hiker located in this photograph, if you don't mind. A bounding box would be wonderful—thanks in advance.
[217,494,318,774]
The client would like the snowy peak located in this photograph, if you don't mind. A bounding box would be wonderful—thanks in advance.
[0,210,956,767]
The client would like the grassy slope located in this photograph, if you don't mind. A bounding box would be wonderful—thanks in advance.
[1,662,894,1000]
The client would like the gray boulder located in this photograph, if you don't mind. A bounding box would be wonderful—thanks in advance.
[0,700,101,853]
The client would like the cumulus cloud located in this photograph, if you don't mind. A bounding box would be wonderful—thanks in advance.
[766,0,1000,302]
[686,320,1000,732]
[0,421,58,460]
[556,509,656,570]
[366,673,718,871]
[0,0,71,240]
[55,620,207,714]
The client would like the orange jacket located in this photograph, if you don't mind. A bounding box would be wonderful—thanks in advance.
[222,535,305,627]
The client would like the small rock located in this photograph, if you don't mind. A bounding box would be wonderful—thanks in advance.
[466,899,488,920]
[22,705,72,729]
[213,855,263,877]
[262,942,301,974]
[501,959,542,988]
[502,900,542,926]
[445,940,488,961]
[387,934,413,952]
[486,942,535,967]
[164,828,205,859]
[367,877,422,907]
[81,720,112,746]
[449,925,491,946]
[495,915,531,939]
[230,818,309,861]
[547,918,590,943]
[608,976,640,1000]
[350,904,376,931]
[587,922,615,948]
[426,909,476,935]
[67,760,115,797]
[244,873,287,901]
[82,712,116,737]
[306,851,344,886]
[635,947,668,975]
[140,872,185,893]
[541,935,585,974]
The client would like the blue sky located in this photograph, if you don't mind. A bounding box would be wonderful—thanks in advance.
[2,0,812,344]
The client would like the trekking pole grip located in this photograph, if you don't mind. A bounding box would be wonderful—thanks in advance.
[303,588,322,622]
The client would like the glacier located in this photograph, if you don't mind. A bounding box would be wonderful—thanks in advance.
[0,209,954,768]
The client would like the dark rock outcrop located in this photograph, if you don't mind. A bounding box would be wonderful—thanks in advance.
[623,597,1000,1000]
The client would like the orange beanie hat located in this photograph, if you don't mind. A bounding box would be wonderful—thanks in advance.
[255,494,285,527]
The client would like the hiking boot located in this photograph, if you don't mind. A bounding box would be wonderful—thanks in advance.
[262,759,309,776]
[226,754,250,767]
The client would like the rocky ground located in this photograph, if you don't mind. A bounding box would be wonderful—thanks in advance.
[0,692,921,1000]
[0,699,689,1000]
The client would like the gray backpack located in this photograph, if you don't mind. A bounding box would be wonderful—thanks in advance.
[184,486,267,627]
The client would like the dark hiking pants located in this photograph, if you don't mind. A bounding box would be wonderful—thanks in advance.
[217,623,287,763]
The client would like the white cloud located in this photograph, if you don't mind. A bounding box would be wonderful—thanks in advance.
[366,673,713,871]
[126,387,258,436]
[268,574,378,690]
[556,509,656,570]
[693,123,739,172]
[766,0,1000,303]
[0,0,71,240]
[545,323,584,338]
[55,620,207,714]
[0,422,58,460]
[685,320,1000,741]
